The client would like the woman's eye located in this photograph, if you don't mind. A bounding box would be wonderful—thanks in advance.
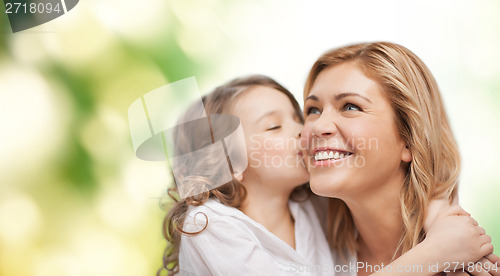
[343,103,362,112]
[306,107,321,115]
[267,125,281,131]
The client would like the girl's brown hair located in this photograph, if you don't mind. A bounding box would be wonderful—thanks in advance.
[304,42,460,259]
[158,75,304,275]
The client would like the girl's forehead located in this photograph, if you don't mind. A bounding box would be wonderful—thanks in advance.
[233,88,298,124]
[233,86,291,111]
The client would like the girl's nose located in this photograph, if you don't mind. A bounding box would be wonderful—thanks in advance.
[292,120,303,138]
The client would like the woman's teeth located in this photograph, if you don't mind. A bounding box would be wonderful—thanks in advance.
[314,150,352,161]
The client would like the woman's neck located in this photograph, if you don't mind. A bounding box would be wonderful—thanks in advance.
[343,176,405,267]
[240,183,296,248]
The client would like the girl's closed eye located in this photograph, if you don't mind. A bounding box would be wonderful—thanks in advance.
[267,125,281,131]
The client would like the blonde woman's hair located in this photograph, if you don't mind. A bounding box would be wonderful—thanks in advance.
[304,42,460,259]
[159,74,305,275]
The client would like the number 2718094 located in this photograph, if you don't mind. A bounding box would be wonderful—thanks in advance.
[5,2,62,14]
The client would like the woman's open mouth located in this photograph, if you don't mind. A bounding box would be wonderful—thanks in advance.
[312,149,353,166]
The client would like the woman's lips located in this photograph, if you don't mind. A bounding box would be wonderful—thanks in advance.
[309,147,354,167]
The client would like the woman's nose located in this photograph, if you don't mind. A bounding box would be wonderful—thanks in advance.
[311,112,338,138]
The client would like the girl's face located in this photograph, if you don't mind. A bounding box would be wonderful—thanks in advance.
[301,62,412,198]
[232,86,308,190]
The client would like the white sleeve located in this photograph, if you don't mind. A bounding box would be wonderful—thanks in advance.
[179,217,285,276]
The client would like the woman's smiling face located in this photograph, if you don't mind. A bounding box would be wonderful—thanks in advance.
[301,61,412,198]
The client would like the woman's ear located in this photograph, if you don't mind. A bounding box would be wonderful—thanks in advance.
[401,145,412,162]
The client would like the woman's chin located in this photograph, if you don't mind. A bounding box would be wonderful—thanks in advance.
[309,173,351,198]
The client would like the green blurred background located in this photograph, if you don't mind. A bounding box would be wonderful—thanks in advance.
[0,0,499,275]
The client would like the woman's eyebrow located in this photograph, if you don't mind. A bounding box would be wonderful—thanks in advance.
[305,92,371,103]
[335,92,372,103]
[304,95,319,102]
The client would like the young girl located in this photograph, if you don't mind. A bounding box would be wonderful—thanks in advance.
[301,42,499,275]
[159,75,493,275]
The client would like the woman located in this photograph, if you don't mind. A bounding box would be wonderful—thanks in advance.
[301,42,498,275]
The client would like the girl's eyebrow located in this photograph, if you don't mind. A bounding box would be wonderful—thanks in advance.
[305,92,372,103]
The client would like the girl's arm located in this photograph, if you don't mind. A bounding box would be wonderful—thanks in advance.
[425,199,500,276]
[372,206,496,276]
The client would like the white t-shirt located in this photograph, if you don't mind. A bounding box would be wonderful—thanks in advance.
[178,197,338,275]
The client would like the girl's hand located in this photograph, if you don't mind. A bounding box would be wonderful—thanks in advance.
[373,211,497,276]
[422,205,494,272]
[424,198,451,232]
